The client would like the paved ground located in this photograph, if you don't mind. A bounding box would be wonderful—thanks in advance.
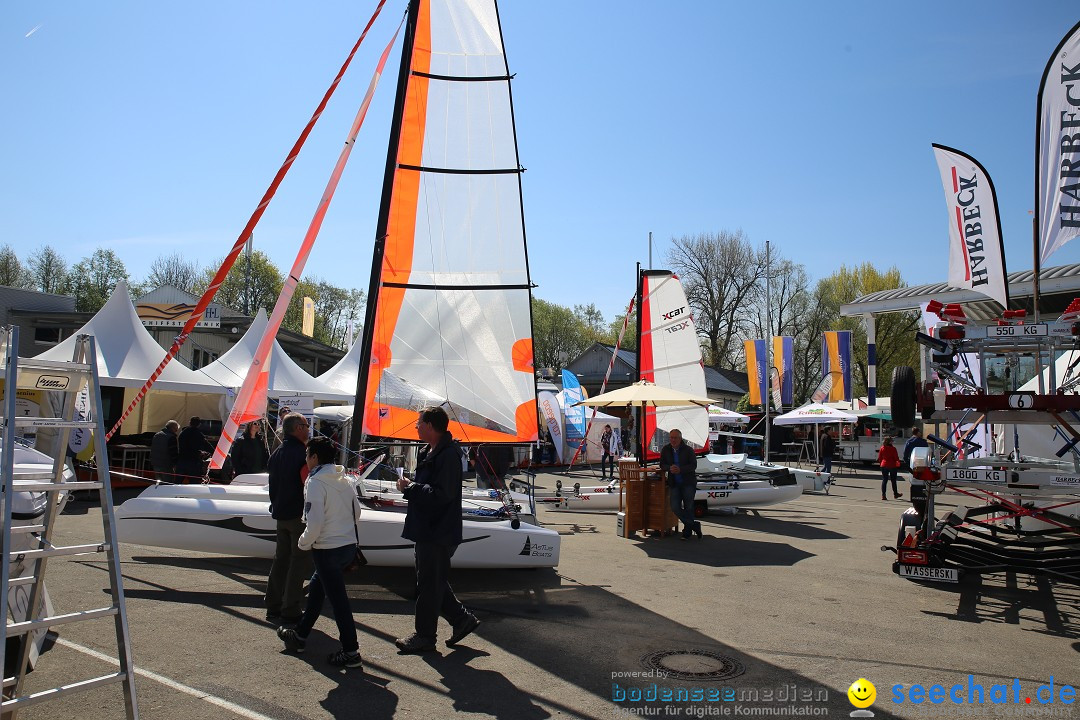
[11,465,1080,720]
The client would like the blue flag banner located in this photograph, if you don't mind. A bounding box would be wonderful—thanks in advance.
[821,331,853,402]
[772,336,794,406]
[562,370,586,448]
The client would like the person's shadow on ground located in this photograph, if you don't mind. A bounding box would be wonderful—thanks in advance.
[423,647,550,719]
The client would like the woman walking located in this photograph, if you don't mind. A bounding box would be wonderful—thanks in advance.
[277,437,363,668]
[877,436,903,501]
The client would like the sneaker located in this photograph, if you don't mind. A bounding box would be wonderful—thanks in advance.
[447,614,480,647]
[328,649,363,668]
[894,492,904,499]
[395,633,437,654]
[277,626,306,654]
[881,495,888,501]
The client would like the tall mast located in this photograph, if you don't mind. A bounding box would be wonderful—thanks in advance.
[764,239,772,463]
[349,0,419,459]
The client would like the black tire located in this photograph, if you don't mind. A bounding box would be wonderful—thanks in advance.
[891,366,917,428]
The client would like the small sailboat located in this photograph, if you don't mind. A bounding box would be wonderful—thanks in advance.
[115,0,559,568]
[552,269,804,513]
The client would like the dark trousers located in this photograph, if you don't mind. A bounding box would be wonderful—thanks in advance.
[881,468,899,496]
[669,482,699,536]
[296,543,358,653]
[413,541,468,639]
[601,452,615,479]
[265,517,313,618]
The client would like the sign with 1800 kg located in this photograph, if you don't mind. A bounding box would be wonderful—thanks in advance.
[945,468,1006,483]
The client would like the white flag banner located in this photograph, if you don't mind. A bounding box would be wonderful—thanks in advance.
[932,144,1009,308]
[1037,21,1080,264]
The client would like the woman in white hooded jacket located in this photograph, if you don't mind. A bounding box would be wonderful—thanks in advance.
[277,437,362,668]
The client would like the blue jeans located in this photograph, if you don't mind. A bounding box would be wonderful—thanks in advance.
[881,468,899,497]
[822,455,833,474]
[295,543,358,653]
[669,482,699,536]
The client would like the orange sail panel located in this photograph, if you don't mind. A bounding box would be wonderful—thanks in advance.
[361,0,536,443]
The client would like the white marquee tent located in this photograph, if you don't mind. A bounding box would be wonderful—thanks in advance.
[32,282,227,435]
[197,309,353,404]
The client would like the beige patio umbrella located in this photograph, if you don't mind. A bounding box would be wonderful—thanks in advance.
[573,380,713,461]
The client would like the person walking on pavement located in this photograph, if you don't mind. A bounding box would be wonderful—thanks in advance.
[661,429,701,540]
[277,437,363,668]
[394,406,480,653]
[878,435,903,501]
[265,413,313,627]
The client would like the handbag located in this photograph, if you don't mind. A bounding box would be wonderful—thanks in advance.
[343,491,367,571]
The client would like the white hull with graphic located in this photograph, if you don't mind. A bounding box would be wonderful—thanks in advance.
[114,492,559,569]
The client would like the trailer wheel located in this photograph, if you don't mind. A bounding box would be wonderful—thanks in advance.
[891,366,917,428]
[694,501,707,518]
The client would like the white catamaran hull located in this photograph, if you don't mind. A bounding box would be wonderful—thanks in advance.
[702,453,830,493]
[114,494,559,569]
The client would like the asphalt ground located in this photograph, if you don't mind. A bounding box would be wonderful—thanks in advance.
[11,465,1080,720]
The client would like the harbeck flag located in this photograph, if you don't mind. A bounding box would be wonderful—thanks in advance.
[932,144,1009,308]
[1037,21,1080,264]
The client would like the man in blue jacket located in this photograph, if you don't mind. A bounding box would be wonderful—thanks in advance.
[265,412,313,626]
[395,406,479,653]
[661,428,701,540]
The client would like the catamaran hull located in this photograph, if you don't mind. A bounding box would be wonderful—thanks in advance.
[114,495,559,569]
[548,479,802,511]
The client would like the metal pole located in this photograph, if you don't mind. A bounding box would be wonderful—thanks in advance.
[764,240,771,464]
[244,234,253,316]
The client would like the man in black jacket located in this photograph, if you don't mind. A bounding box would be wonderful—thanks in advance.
[661,429,701,540]
[150,420,179,482]
[264,413,313,626]
[176,416,212,481]
[394,406,479,653]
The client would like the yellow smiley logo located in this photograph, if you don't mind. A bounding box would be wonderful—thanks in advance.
[847,678,876,709]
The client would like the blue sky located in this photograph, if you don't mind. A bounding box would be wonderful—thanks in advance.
[3,2,1079,323]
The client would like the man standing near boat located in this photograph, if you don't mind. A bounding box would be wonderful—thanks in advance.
[661,429,701,540]
[265,413,313,627]
[150,420,179,482]
[394,406,480,653]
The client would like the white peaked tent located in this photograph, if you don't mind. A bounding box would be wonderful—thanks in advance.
[33,282,227,434]
[197,309,352,403]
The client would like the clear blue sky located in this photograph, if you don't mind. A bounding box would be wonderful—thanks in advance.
[4,2,1079,323]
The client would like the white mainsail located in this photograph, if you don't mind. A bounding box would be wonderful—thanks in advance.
[639,270,709,451]
[355,0,537,443]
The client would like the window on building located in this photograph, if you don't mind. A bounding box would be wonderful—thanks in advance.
[34,327,61,344]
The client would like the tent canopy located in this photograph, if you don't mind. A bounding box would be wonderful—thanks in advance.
[773,402,857,425]
[197,309,351,402]
[34,282,227,395]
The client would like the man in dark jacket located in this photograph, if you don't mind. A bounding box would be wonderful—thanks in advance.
[394,406,479,653]
[903,427,928,470]
[264,413,313,626]
[150,420,179,482]
[176,416,212,481]
[661,428,701,540]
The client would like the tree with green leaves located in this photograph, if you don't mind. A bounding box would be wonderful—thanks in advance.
[532,297,592,371]
[812,263,919,401]
[195,249,282,315]
[281,278,365,350]
[0,245,30,289]
[26,245,69,295]
[69,248,130,312]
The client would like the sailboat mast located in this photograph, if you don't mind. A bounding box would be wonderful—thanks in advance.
[349,0,419,459]
[635,261,644,461]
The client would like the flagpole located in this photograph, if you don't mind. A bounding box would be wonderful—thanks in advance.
[764,240,771,464]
